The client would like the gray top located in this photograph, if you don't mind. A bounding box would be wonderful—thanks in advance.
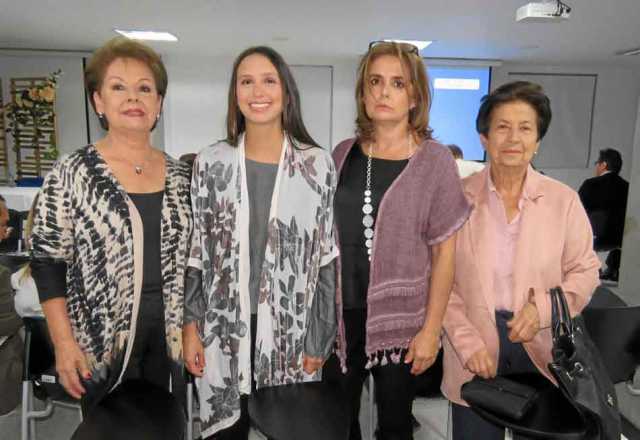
[246,158,279,314]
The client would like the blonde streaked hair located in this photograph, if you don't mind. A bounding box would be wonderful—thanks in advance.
[20,193,39,282]
[355,41,433,144]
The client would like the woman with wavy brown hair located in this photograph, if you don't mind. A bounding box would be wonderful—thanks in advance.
[324,41,471,440]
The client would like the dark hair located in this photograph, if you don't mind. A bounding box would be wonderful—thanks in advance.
[355,41,433,144]
[597,148,623,174]
[448,144,463,159]
[85,37,168,131]
[225,46,319,149]
[0,195,5,203]
[476,81,552,141]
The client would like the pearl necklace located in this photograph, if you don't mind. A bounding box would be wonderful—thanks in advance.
[362,135,413,261]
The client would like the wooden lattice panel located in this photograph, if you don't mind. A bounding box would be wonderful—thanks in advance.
[10,77,56,178]
[0,82,9,183]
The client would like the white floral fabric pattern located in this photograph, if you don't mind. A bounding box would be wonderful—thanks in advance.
[189,135,338,437]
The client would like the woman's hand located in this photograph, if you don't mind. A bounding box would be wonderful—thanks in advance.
[405,328,440,375]
[54,339,90,399]
[183,322,206,377]
[465,349,496,379]
[507,300,540,343]
[302,355,324,374]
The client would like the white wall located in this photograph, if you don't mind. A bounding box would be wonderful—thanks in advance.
[491,63,640,190]
[619,96,640,305]
[162,54,359,158]
[0,53,88,176]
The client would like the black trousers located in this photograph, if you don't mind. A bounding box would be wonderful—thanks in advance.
[451,310,543,440]
[81,293,170,415]
[324,309,416,440]
[121,293,170,389]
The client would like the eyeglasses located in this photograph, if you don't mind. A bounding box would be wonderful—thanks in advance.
[368,40,420,55]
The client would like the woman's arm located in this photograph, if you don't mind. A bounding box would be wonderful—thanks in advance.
[183,268,206,377]
[534,193,601,329]
[303,260,337,374]
[41,298,90,399]
[30,159,88,398]
[183,156,207,377]
[405,233,456,375]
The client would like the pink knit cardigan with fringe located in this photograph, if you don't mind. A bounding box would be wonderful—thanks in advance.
[332,138,472,368]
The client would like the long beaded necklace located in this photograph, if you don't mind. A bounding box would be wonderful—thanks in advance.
[362,135,413,261]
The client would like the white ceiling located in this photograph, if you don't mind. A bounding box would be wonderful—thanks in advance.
[1,0,640,65]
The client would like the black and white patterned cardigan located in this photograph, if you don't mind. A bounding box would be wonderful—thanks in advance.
[31,144,192,400]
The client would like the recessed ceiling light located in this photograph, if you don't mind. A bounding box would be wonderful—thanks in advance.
[616,47,640,56]
[114,29,178,42]
[383,39,432,50]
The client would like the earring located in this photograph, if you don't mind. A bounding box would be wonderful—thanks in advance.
[98,112,105,120]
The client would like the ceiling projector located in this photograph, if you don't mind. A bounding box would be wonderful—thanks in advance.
[516,2,571,22]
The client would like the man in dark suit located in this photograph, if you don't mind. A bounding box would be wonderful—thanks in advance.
[578,148,629,281]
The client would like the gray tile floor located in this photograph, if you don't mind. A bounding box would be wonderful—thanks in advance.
[2,391,635,440]
[0,393,451,440]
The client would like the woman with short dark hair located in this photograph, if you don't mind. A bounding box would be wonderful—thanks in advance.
[442,81,600,439]
[31,36,192,413]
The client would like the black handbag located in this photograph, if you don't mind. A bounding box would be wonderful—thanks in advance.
[548,286,621,440]
[461,375,539,420]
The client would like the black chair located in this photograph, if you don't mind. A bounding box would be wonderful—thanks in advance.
[248,381,350,440]
[71,379,185,440]
[185,371,198,440]
[583,300,640,386]
[21,317,82,440]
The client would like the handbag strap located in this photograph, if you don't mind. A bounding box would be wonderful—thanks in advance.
[550,287,574,341]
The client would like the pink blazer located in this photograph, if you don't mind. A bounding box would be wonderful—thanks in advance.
[441,167,600,405]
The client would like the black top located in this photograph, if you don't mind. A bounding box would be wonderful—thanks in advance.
[578,172,629,249]
[335,143,408,309]
[128,191,164,297]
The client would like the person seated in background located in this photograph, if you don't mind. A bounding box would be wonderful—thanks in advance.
[178,152,196,169]
[448,144,485,178]
[0,196,23,273]
[178,153,196,180]
[0,263,24,415]
[11,194,43,318]
[0,195,18,252]
[578,148,629,282]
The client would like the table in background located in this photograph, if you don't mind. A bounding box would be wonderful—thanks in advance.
[0,186,40,211]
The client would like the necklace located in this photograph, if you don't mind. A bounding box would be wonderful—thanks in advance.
[129,154,152,175]
[362,135,413,261]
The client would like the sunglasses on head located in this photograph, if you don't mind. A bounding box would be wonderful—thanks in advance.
[368,40,420,55]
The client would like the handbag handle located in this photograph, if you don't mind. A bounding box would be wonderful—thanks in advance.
[550,287,573,341]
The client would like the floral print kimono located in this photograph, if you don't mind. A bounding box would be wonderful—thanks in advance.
[188,135,339,436]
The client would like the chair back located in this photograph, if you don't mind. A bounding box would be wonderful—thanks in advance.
[582,303,640,383]
[22,316,72,401]
[22,317,55,381]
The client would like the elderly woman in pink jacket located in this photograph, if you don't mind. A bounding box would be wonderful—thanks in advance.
[442,81,600,440]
